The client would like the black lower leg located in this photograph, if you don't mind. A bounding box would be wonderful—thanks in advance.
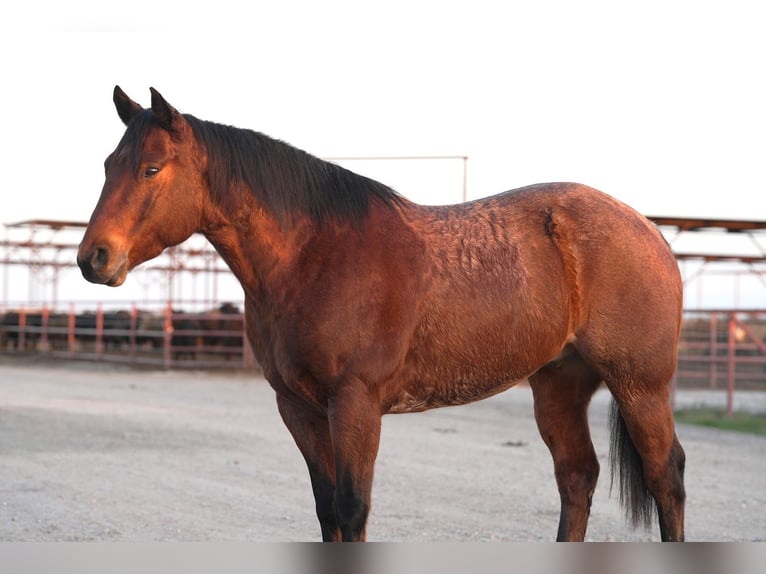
[307,464,340,541]
[335,474,370,542]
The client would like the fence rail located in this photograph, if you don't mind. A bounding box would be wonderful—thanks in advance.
[676,310,766,414]
[0,302,255,370]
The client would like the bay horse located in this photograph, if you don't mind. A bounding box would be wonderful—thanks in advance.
[77,87,686,541]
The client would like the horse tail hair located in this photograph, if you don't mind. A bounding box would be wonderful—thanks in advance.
[608,400,655,529]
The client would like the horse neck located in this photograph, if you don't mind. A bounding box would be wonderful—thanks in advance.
[200,189,311,299]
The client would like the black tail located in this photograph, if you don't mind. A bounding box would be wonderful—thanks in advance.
[609,400,654,529]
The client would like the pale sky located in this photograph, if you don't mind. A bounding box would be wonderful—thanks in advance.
[2,0,765,307]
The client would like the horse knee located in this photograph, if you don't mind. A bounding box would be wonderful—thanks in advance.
[556,455,600,507]
[672,438,686,481]
[644,438,686,504]
[666,439,686,502]
[552,453,600,541]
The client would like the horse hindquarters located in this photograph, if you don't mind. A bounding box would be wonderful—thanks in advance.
[548,188,686,540]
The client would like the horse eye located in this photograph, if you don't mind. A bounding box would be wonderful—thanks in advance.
[144,166,160,179]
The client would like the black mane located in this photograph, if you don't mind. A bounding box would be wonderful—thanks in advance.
[186,115,404,226]
[117,111,404,226]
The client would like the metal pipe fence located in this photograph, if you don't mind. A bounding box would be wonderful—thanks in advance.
[0,302,255,370]
[676,309,766,414]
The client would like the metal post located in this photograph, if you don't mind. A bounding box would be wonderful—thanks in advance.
[18,307,26,351]
[40,306,50,353]
[67,303,76,357]
[462,156,468,203]
[95,304,104,359]
[710,312,718,389]
[727,313,736,416]
[129,304,138,361]
[164,302,173,369]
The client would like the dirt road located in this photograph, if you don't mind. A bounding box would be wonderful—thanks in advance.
[0,359,764,541]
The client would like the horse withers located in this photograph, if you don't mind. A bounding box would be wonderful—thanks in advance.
[78,86,686,541]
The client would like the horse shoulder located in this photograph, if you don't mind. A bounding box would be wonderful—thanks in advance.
[245,212,429,404]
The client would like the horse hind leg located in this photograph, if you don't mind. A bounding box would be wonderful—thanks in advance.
[529,349,602,541]
[607,384,686,541]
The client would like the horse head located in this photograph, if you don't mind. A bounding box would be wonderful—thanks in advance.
[78,86,206,286]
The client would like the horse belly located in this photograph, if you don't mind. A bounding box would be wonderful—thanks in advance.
[386,309,568,414]
[386,371,527,414]
[386,328,560,413]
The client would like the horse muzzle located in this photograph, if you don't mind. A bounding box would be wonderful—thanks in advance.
[77,243,129,287]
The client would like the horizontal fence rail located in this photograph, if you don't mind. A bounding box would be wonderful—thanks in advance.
[0,302,256,370]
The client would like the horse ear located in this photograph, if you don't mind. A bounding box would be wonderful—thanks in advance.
[113,85,143,125]
[149,87,181,131]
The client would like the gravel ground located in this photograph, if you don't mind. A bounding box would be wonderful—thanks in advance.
[0,358,764,542]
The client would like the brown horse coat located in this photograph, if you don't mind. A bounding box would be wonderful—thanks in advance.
[78,87,686,541]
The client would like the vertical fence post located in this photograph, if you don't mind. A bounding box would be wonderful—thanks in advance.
[164,302,173,369]
[129,304,138,361]
[40,305,50,353]
[95,304,104,359]
[727,313,736,416]
[68,303,76,357]
[18,307,26,351]
[709,312,718,389]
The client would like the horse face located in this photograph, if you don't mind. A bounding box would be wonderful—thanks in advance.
[78,87,205,286]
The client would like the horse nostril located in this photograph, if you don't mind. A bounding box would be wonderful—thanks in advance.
[90,246,109,271]
[82,247,109,272]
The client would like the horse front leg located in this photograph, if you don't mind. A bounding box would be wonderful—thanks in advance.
[327,382,382,541]
[276,394,340,541]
